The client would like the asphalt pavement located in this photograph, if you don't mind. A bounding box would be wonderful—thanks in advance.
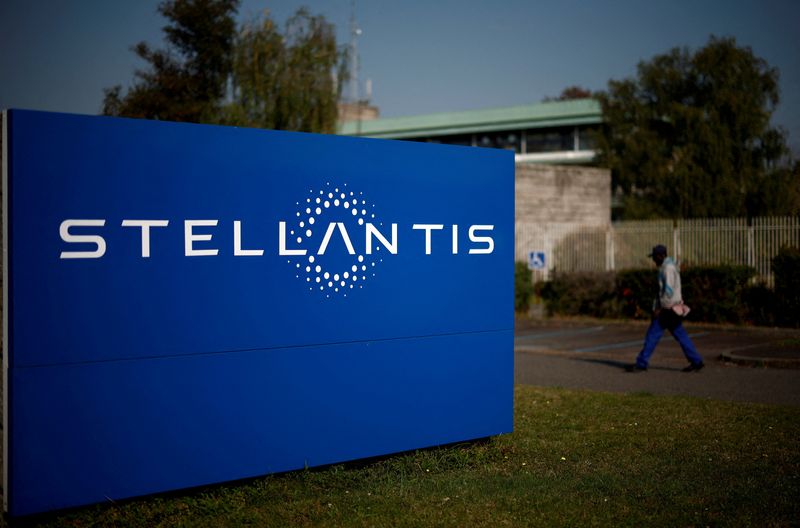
[514,318,800,406]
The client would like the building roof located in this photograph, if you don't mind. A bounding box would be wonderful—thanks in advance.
[338,98,602,139]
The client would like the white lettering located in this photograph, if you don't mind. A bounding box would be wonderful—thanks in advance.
[121,220,169,258]
[59,219,497,259]
[279,221,307,256]
[366,223,397,254]
[318,222,355,255]
[60,219,107,259]
[412,224,444,255]
[234,220,264,256]
[468,225,495,254]
[184,220,219,256]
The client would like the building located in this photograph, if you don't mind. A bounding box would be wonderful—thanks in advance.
[339,98,611,272]
[337,102,380,124]
[338,98,602,165]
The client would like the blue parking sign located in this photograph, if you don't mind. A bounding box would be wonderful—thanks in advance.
[529,251,546,270]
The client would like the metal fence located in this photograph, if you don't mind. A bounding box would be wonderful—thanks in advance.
[516,217,800,286]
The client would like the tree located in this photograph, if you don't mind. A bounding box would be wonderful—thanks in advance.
[222,9,346,134]
[544,85,594,102]
[102,0,240,123]
[596,36,796,219]
[102,2,345,134]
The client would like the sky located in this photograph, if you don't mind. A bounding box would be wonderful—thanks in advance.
[1,0,799,155]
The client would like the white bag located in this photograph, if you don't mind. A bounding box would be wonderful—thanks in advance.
[672,302,691,317]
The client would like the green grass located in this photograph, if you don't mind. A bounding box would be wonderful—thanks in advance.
[21,386,800,527]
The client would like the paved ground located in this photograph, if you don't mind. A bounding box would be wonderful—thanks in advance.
[514,318,800,406]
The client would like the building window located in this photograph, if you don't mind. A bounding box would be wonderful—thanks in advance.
[403,126,597,154]
[578,127,598,150]
[525,128,574,153]
[578,127,597,150]
[421,134,473,147]
[476,131,521,153]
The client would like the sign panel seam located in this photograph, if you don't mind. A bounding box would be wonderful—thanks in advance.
[13,327,513,370]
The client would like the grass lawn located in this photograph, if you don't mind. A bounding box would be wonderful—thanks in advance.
[22,386,800,527]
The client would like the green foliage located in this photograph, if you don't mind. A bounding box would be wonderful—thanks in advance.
[543,85,593,102]
[745,161,800,217]
[616,269,658,318]
[221,9,345,133]
[103,0,239,123]
[742,282,776,326]
[537,271,619,318]
[514,261,534,313]
[681,265,757,324]
[102,2,345,134]
[772,246,800,327]
[596,35,797,220]
[540,265,760,324]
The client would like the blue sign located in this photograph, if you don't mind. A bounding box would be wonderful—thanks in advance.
[529,251,546,270]
[2,109,514,516]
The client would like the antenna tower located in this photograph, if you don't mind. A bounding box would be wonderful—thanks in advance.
[348,0,361,104]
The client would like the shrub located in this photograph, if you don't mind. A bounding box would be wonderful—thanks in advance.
[538,264,759,324]
[742,282,776,326]
[537,271,619,318]
[515,261,534,313]
[616,269,657,319]
[772,246,800,327]
[681,265,756,324]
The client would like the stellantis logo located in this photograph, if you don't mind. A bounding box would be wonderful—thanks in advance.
[58,182,495,297]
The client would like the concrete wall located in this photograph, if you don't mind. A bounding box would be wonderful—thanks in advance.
[515,163,611,273]
[515,163,610,225]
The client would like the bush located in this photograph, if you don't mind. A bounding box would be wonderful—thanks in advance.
[538,264,759,324]
[616,269,657,319]
[537,271,619,318]
[515,261,534,313]
[742,282,776,326]
[681,265,756,324]
[772,246,800,327]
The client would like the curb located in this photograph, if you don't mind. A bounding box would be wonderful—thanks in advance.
[718,352,800,369]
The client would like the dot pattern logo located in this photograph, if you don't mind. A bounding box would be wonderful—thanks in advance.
[286,182,383,298]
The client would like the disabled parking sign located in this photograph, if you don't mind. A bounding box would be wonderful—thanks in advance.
[528,251,546,270]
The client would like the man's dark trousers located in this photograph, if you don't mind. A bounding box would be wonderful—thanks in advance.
[635,310,703,369]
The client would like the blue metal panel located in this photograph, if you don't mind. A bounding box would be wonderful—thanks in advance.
[4,109,514,516]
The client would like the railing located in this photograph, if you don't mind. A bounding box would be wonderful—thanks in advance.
[516,217,800,286]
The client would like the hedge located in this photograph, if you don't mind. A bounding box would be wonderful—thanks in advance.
[772,247,800,327]
[535,262,792,326]
[536,271,620,319]
[515,261,534,313]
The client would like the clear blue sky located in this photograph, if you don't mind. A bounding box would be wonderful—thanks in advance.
[2,0,798,155]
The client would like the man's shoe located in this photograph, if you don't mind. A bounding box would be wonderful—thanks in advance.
[682,362,705,372]
[625,364,647,373]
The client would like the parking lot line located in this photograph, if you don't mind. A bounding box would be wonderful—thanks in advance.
[514,326,605,342]
[573,332,710,353]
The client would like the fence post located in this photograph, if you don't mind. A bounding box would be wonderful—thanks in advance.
[673,221,680,263]
[543,230,551,282]
[605,225,615,271]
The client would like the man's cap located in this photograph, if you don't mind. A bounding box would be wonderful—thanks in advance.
[648,244,668,257]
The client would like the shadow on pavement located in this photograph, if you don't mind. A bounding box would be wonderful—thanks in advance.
[573,357,685,373]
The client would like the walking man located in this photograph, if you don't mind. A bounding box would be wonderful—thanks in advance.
[627,245,705,373]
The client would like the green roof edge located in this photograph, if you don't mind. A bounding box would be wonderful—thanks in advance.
[339,99,602,137]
